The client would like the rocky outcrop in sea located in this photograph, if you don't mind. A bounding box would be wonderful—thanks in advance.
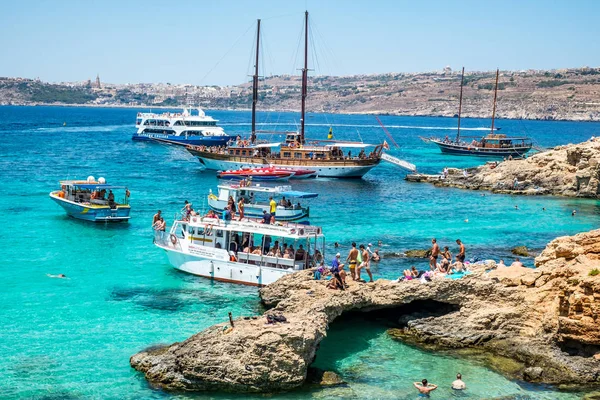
[409,138,600,198]
[130,229,600,393]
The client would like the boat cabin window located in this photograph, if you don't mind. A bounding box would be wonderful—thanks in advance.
[294,152,302,159]
[282,152,291,158]
[136,118,142,125]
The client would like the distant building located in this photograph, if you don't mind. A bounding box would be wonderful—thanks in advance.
[443,65,452,74]
[95,74,101,89]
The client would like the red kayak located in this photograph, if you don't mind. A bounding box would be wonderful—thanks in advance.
[217,167,294,181]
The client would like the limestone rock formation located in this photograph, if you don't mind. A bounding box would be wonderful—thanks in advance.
[131,230,600,393]
[411,138,600,198]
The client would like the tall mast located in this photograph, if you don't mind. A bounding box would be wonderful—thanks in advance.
[300,10,308,144]
[490,68,499,135]
[455,66,465,143]
[251,19,261,144]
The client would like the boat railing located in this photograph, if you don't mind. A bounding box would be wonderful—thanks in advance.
[179,214,322,236]
[153,230,182,251]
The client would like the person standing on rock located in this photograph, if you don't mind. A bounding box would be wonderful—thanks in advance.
[358,244,373,283]
[414,379,437,395]
[456,239,465,263]
[346,242,359,280]
[452,373,466,390]
[429,239,440,270]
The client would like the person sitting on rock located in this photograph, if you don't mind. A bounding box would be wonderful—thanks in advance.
[498,259,506,267]
[511,258,524,268]
[450,260,465,273]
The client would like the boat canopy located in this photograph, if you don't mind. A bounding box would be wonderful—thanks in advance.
[279,190,318,199]
[183,217,323,239]
[70,183,128,190]
[217,183,317,198]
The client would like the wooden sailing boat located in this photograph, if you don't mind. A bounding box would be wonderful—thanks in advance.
[186,12,386,178]
[429,68,532,157]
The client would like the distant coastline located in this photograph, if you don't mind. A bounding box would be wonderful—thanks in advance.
[3,102,599,123]
[3,67,600,122]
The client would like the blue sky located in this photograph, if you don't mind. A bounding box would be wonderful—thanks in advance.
[1,0,599,85]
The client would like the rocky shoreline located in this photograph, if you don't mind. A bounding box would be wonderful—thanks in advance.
[130,229,600,393]
[408,138,600,199]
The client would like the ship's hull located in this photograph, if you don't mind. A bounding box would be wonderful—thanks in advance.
[49,193,130,222]
[188,149,379,178]
[208,198,308,221]
[160,244,294,286]
[431,141,531,157]
[217,172,293,181]
[132,132,232,147]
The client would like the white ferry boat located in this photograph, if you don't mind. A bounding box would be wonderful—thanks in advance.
[154,216,325,286]
[208,182,317,221]
[133,107,233,146]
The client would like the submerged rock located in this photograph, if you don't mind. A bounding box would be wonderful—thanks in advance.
[306,368,346,387]
[403,249,431,258]
[511,246,531,257]
[131,230,600,393]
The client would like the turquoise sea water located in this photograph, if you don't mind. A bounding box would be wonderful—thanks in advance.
[1,105,599,399]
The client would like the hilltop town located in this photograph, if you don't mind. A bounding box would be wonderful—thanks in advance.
[2,67,600,121]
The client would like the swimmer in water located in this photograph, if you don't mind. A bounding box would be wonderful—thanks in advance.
[572,210,577,216]
[452,373,466,390]
[47,274,67,279]
[414,379,437,395]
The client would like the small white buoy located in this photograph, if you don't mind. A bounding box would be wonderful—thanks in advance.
[98,177,106,184]
[87,176,95,183]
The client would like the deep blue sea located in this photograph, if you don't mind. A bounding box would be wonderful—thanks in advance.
[1,105,598,399]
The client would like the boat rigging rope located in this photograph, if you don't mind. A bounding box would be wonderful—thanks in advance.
[197,22,255,86]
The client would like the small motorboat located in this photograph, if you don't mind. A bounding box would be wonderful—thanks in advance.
[217,167,294,181]
[270,167,316,179]
[207,182,318,221]
[49,176,131,222]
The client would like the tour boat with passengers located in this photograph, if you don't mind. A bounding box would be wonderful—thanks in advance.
[133,107,233,146]
[49,177,131,222]
[217,167,295,181]
[426,68,533,157]
[154,215,325,286]
[186,13,391,178]
[208,182,317,221]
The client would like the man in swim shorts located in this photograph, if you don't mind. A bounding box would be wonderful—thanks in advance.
[456,239,465,262]
[414,379,437,395]
[430,238,440,270]
[346,242,359,280]
[358,244,373,282]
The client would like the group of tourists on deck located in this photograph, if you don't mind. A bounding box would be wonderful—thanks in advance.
[188,144,228,154]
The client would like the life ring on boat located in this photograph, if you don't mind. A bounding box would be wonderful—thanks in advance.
[170,234,178,245]
[208,194,218,201]
[230,254,237,262]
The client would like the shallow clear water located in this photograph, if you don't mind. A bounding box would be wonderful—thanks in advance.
[1,106,598,399]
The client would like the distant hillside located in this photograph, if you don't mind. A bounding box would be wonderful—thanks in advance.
[2,67,600,121]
